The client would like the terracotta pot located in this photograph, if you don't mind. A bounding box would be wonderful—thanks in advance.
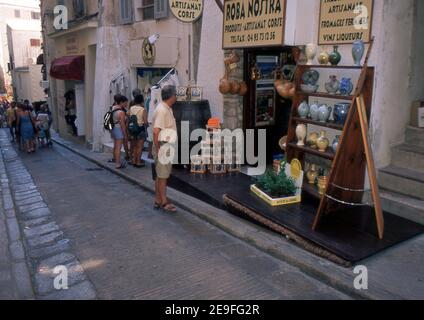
[238,81,248,96]
[219,77,230,94]
[230,80,240,95]
[274,79,283,89]
[276,80,295,99]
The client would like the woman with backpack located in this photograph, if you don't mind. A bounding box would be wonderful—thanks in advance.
[127,95,147,168]
[111,95,129,169]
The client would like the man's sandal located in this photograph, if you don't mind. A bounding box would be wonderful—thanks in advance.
[154,202,161,210]
[161,203,177,213]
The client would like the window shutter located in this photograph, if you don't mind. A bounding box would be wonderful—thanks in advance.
[154,0,168,20]
[120,0,133,24]
[73,0,85,18]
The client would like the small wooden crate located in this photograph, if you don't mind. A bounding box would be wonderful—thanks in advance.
[191,163,208,174]
[209,162,227,175]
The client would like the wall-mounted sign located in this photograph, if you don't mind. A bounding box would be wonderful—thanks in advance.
[66,36,79,54]
[319,0,374,45]
[142,38,156,66]
[222,0,286,49]
[169,0,203,23]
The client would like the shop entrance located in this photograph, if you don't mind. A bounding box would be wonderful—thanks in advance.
[243,48,295,164]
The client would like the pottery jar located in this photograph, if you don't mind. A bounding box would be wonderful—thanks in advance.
[219,77,230,94]
[329,46,342,66]
[298,101,310,119]
[317,176,329,195]
[296,124,307,147]
[307,132,319,149]
[325,75,340,94]
[238,81,248,96]
[309,102,320,121]
[334,103,350,125]
[318,48,329,65]
[339,78,354,95]
[307,164,319,184]
[352,40,365,66]
[332,135,341,153]
[317,130,330,152]
[305,43,317,65]
[318,104,332,123]
[230,80,240,95]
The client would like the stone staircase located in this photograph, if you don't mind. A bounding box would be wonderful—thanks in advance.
[378,126,424,225]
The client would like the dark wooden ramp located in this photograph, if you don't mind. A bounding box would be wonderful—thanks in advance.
[169,168,424,266]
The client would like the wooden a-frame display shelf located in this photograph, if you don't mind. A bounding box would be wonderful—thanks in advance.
[286,64,375,209]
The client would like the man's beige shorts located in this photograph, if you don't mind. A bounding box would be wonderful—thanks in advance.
[153,146,173,179]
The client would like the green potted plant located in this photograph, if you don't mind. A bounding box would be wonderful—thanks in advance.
[251,162,301,206]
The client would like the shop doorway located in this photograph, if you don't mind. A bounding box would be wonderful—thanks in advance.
[243,48,295,165]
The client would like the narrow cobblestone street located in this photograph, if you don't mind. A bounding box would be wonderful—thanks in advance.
[0,129,354,299]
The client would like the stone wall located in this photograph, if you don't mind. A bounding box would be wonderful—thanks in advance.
[223,50,244,130]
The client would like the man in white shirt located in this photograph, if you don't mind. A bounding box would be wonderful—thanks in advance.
[152,85,178,213]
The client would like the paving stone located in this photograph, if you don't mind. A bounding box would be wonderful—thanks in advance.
[9,241,25,261]
[0,269,12,282]
[15,192,42,201]
[6,218,21,242]
[16,196,44,207]
[24,222,60,239]
[13,185,37,193]
[19,202,48,214]
[36,260,86,295]
[28,231,64,249]
[0,220,9,264]
[39,280,96,300]
[5,209,16,219]
[21,207,52,220]
[29,240,71,260]
[2,195,14,210]
[12,262,35,299]
[38,253,76,270]
[23,217,52,229]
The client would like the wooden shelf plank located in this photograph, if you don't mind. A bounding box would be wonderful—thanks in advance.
[297,91,354,101]
[292,117,344,131]
[287,143,335,160]
[297,64,362,70]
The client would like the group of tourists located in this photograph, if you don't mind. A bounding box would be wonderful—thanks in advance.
[106,85,178,213]
[106,89,149,169]
[6,100,52,153]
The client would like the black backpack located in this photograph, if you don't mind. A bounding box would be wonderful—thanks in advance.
[103,107,118,131]
[128,114,144,136]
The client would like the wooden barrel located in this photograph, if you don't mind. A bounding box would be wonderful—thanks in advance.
[173,100,212,164]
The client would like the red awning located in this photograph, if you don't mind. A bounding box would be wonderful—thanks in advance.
[50,55,85,81]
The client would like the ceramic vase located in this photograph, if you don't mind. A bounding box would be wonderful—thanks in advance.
[325,75,340,94]
[309,102,320,121]
[318,47,329,65]
[307,164,319,184]
[339,78,354,95]
[332,136,340,153]
[296,124,307,147]
[334,103,350,125]
[329,46,342,66]
[318,104,332,123]
[317,130,329,152]
[307,132,319,149]
[298,101,310,119]
[352,40,365,66]
[305,43,317,65]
